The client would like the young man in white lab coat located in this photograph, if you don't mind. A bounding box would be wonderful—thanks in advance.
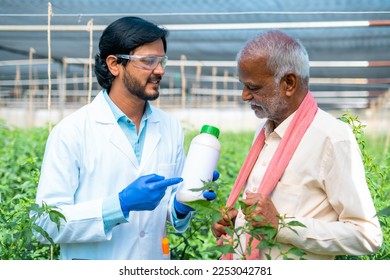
[34,17,216,260]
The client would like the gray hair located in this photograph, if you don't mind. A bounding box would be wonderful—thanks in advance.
[237,30,310,85]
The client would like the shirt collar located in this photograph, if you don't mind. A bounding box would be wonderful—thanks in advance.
[103,89,153,122]
[273,111,296,138]
[144,101,152,120]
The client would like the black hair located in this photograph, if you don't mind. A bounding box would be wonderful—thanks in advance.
[94,17,168,91]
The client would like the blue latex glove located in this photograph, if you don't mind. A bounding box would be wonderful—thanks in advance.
[174,170,220,216]
[212,170,220,181]
[119,174,183,214]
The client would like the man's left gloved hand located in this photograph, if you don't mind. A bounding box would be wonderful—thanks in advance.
[174,170,219,216]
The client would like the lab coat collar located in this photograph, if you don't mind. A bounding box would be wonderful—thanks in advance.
[90,91,139,168]
[89,90,161,172]
[139,116,161,171]
[92,90,118,124]
[138,102,161,171]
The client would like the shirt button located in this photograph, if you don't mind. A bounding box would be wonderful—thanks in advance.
[252,187,257,192]
[140,231,145,237]
[262,161,267,166]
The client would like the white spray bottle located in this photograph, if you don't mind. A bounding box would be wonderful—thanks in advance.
[176,125,221,203]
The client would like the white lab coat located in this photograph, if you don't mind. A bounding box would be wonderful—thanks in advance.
[35,91,187,259]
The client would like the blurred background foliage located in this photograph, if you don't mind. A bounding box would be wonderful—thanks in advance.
[0,115,388,260]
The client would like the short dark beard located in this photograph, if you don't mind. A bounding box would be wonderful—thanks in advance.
[122,70,160,101]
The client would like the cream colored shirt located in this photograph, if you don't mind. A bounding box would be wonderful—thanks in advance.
[234,109,383,260]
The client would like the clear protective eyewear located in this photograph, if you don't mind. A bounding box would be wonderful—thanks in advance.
[115,54,168,70]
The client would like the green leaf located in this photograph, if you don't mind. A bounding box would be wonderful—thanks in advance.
[251,225,277,238]
[238,201,247,211]
[253,216,264,223]
[287,227,299,235]
[286,247,306,257]
[224,226,234,238]
[377,206,390,217]
[32,224,55,247]
[204,244,234,255]
[287,220,306,228]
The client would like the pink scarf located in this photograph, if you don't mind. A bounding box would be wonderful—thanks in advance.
[220,92,318,260]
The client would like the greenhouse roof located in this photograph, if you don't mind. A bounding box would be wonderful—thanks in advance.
[0,0,390,111]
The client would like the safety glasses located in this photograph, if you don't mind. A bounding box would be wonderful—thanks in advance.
[115,54,168,70]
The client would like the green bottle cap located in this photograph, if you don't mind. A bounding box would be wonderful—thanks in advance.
[200,125,220,138]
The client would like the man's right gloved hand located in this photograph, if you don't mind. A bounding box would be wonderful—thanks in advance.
[119,174,183,215]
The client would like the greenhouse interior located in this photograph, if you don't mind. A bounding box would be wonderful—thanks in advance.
[0,0,389,266]
[0,0,389,133]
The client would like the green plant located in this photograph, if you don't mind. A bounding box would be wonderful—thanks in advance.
[0,197,65,260]
[168,180,224,260]
[337,113,390,260]
[170,170,307,260]
[0,122,64,260]
[170,114,390,260]
[204,204,307,260]
[168,130,254,260]
[0,118,388,260]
